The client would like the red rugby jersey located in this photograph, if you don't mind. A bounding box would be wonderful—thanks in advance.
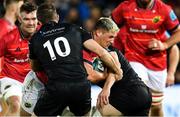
[0,18,16,39]
[0,18,16,71]
[0,28,31,83]
[113,26,127,54]
[112,0,179,71]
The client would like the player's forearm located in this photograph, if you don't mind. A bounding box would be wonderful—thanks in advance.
[30,59,43,72]
[165,27,180,49]
[88,71,106,83]
[103,73,116,90]
[168,45,179,75]
[84,39,121,79]
[99,50,121,80]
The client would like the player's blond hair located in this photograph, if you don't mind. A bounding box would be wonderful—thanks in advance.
[94,17,119,33]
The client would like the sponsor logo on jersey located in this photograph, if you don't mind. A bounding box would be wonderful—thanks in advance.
[169,10,177,21]
[141,25,147,30]
[129,28,158,33]
[14,58,29,63]
[152,16,161,23]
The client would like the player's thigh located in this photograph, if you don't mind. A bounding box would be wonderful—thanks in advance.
[129,62,149,84]
[98,103,123,116]
[91,85,102,107]
[69,81,91,116]
[147,69,167,92]
[0,77,22,101]
[21,70,45,115]
[34,91,64,116]
[109,84,151,116]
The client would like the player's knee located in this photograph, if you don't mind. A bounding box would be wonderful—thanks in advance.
[7,96,21,113]
[151,91,163,106]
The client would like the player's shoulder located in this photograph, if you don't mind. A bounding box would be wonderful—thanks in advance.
[0,18,8,25]
[155,0,171,9]
[120,0,135,7]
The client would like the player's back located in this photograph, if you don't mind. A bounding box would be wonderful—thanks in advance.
[31,22,90,81]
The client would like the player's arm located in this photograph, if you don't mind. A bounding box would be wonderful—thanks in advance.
[97,51,123,108]
[30,59,43,72]
[166,44,179,86]
[97,73,116,109]
[149,7,180,50]
[149,26,180,50]
[83,39,122,81]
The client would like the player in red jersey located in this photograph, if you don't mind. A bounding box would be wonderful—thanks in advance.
[0,0,23,116]
[114,26,179,87]
[0,2,38,116]
[112,0,180,116]
[0,0,23,72]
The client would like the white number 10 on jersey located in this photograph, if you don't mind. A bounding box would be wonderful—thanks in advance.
[43,37,71,61]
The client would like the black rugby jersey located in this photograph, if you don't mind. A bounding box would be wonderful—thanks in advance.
[98,46,145,87]
[29,22,92,81]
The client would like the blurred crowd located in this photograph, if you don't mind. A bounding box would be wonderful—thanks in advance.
[0,0,180,83]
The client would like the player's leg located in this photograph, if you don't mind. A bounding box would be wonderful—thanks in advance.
[0,96,8,116]
[69,80,91,116]
[129,62,149,84]
[21,71,45,116]
[148,69,167,117]
[0,77,22,116]
[90,84,102,116]
[98,103,123,116]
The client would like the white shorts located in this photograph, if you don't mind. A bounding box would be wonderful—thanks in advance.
[91,85,102,107]
[0,77,22,100]
[21,71,45,114]
[130,62,167,92]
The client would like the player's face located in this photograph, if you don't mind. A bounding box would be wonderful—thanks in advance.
[19,10,38,37]
[99,31,117,48]
[15,1,24,18]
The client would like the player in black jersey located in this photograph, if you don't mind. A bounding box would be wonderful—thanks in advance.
[29,3,122,116]
[83,17,152,116]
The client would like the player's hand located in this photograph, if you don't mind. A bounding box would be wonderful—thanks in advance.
[97,87,110,109]
[166,72,175,87]
[148,38,168,51]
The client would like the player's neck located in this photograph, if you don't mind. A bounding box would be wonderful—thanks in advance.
[3,12,16,25]
[136,0,155,9]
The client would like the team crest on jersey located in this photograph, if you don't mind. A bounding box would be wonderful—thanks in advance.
[152,16,161,23]
[15,47,21,52]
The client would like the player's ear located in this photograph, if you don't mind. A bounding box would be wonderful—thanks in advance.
[56,14,59,22]
[18,15,22,24]
[95,29,103,37]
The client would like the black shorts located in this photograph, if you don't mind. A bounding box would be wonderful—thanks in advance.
[109,84,152,116]
[34,79,91,116]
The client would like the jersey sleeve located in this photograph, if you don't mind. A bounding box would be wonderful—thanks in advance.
[83,50,93,65]
[113,32,125,53]
[111,2,126,26]
[163,5,179,31]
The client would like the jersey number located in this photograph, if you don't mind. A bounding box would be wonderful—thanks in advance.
[43,37,71,61]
